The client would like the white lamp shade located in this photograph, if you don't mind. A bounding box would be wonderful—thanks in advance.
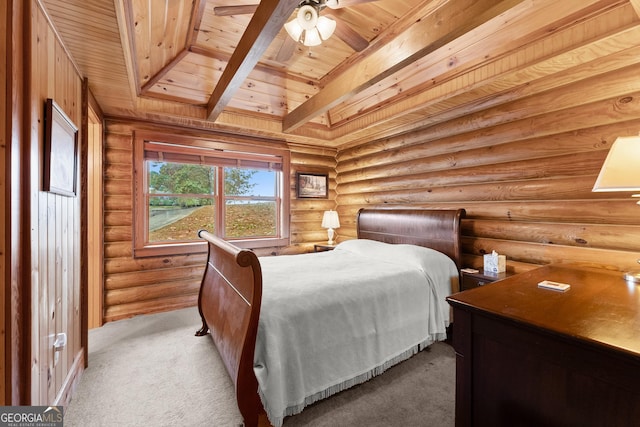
[592,136,640,191]
[316,16,336,40]
[325,0,340,8]
[321,210,340,229]
[284,19,303,42]
[297,5,318,30]
[303,28,322,46]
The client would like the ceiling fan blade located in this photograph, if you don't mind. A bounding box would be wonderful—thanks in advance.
[332,17,369,52]
[276,36,297,62]
[213,4,259,16]
[325,0,379,9]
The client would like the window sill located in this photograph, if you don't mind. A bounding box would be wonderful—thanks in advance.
[230,237,290,249]
[134,237,290,258]
[134,242,207,258]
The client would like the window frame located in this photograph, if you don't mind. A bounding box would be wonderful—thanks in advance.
[133,131,290,258]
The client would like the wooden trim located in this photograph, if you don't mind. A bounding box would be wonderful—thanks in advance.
[52,350,84,407]
[134,242,207,258]
[132,133,146,257]
[5,0,31,405]
[80,80,89,366]
[114,0,140,100]
[85,81,105,334]
[1,0,8,405]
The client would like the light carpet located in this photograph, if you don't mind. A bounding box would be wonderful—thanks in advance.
[64,307,455,426]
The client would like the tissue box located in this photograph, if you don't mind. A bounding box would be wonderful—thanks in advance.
[484,253,506,273]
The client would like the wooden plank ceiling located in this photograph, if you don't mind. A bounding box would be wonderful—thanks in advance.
[40,0,640,147]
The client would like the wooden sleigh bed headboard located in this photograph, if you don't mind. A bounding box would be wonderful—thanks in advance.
[357,208,465,269]
[195,208,465,427]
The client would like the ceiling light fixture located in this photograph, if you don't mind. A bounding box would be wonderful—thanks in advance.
[284,1,336,47]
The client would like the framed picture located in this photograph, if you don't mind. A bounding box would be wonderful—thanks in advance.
[296,172,328,199]
[44,98,78,197]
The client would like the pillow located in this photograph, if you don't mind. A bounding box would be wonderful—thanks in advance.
[334,239,455,273]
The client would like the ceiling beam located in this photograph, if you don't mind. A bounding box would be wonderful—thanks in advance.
[282,0,528,133]
[206,0,299,121]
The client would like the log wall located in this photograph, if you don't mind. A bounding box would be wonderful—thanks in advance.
[336,68,640,274]
[102,76,640,319]
[102,121,337,321]
[333,1,640,277]
[288,143,339,249]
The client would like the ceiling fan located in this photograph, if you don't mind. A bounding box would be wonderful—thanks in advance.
[213,0,377,61]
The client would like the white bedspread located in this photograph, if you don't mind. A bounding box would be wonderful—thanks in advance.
[254,239,459,427]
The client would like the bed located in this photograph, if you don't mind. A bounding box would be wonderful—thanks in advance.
[195,208,465,427]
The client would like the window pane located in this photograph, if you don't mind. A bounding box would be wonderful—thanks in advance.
[149,162,215,195]
[225,201,276,238]
[224,168,274,197]
[147,161,216,243]
[252,170,276,197]
[149,200,215,242]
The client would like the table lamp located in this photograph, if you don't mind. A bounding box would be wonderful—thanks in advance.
[592,135,640,282]
[321,210,340,245]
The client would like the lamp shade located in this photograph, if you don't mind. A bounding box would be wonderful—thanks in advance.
[592,136,640,192]
[316,16,336,40]
[284,19,304,42]
[303,28,322,46]
[321,210,340,229]
[297,5,318,30]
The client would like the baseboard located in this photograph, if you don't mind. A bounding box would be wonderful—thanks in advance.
[54,349,85,407]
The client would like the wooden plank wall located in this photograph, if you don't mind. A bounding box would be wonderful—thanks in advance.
[29,0,83,405]
[336,70,640,275]
[102,121,337,322]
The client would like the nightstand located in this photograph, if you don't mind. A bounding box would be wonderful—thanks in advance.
[314,244,336,252]
[460,268,512,291]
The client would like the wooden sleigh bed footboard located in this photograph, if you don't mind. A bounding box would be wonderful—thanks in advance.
[196,208,465,427]
[195,230,263,426]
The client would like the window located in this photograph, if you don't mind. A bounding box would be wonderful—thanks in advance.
[134,132,290,257]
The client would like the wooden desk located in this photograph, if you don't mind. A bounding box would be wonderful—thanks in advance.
[446,264,640,427]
